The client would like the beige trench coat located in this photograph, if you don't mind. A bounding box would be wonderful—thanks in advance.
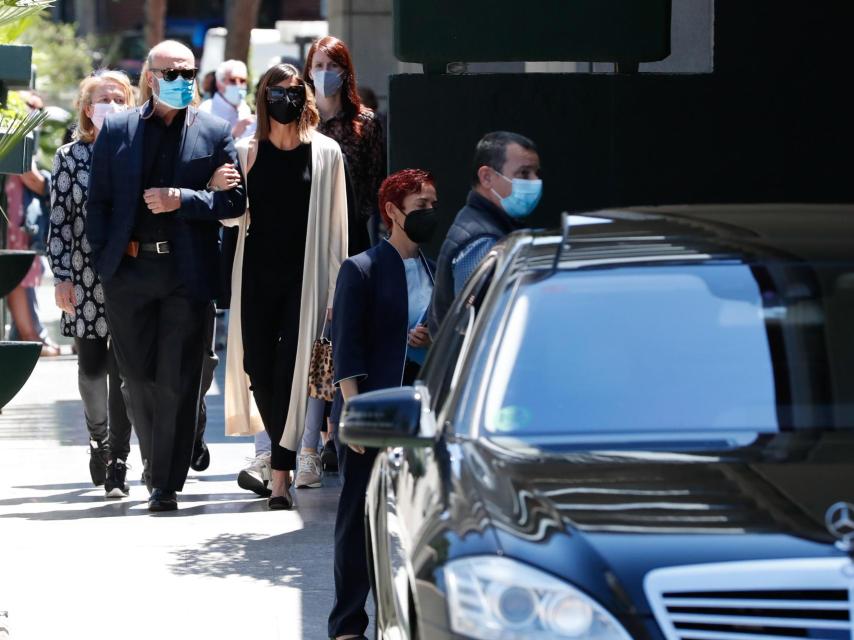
[222,130,348,451]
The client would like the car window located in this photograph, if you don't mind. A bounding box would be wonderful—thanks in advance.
[475,262,854,445]
[421,257,497,413]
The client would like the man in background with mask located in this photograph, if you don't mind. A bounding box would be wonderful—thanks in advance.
[199,59,255,140]
[428,131,541,336]
[87,40,246,512]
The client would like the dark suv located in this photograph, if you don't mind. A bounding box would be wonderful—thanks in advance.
[341,204,854,640]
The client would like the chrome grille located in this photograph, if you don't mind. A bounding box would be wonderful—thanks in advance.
[645,558,854,640]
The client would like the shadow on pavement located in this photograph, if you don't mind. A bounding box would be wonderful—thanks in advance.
[168,527,333,586]
[0,492,269,519]
[0,400,88,446]
[167,519,367,640]
[12,473,252,492]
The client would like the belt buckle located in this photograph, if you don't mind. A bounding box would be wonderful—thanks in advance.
[155,241,169,254]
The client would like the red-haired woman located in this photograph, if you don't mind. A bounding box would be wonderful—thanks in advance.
[327,169,438,640]
[304,36,385,254]
[298,36,386,484]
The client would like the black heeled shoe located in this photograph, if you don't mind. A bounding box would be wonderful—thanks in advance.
[267,494,293,510]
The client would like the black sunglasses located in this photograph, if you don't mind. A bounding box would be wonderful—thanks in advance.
[266,84,305,103]
[151,67,198,82]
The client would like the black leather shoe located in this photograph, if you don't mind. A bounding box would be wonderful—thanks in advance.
[148,489,178,512]
[190,439,210,472]
[267,494,293,510]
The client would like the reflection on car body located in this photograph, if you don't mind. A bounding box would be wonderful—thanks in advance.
[341,204,854,640]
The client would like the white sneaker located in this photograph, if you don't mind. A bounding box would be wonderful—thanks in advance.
[237,451,272,497]
[295,452,322,489]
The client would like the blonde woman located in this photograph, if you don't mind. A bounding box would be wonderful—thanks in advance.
[49,70,135,497]
[224,63,348,509]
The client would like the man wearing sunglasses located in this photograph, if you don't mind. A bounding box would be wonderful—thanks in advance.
[87,40,247,513]
[199,59,256,140]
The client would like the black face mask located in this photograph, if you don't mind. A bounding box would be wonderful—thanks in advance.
[266,84,306,125]
[402,208,439,244]
[268,99,304,125]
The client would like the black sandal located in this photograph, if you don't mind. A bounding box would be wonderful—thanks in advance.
[268,495,293,510]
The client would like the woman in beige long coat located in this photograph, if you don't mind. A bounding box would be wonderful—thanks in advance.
[222,63,348,510]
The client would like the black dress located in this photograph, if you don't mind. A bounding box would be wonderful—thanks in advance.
[242,139,312,470]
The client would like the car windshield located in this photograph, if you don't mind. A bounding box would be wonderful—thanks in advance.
[478,262,854,444]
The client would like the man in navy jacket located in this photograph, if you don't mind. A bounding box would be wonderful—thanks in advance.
[87,40,246,512]
[429,131,541,336]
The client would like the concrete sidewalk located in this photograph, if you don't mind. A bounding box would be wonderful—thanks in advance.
[0,350,365,639]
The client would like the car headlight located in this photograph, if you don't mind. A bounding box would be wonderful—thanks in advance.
[444,556,632,640]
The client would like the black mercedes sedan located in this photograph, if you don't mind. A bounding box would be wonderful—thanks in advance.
[340,204,854,640]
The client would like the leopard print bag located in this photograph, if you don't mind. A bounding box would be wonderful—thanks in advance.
[308,322,335,401]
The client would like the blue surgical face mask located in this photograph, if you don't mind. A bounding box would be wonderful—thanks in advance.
[156,76,194,110]
[223,84,246,106]
[491,171,543,218]
[313,70,344,99]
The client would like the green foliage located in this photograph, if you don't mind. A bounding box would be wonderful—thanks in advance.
[37,117,67,167]
[21,14,95,107]
[0,87,26,119]
[0,0,52,41]
[0,91,48,160]
[0,95,48,222]
[1,13,87,167]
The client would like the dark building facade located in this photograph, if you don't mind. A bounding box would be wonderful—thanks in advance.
[387,1,854,254]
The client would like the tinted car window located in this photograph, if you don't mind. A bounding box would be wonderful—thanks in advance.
[422,257,496,413]
[478,263,854,441]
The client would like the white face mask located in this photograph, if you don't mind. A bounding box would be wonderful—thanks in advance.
[91,102,126,131]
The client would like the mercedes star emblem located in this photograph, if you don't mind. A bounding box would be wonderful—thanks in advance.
[825,502,854,552]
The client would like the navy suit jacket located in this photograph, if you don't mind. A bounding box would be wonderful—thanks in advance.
[332,240,435,394]
[86,104,246,301]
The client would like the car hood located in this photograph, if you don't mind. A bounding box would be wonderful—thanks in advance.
[459,431,854,615]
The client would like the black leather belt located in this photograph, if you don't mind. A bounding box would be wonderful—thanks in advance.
[139,241,171,254]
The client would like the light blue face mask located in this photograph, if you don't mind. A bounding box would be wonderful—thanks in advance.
[223,84,247,106]
[156,76,195,110]
[313,70,344,99]
[491,171,543,218]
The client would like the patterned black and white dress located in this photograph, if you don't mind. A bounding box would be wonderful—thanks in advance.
[48,140,109,339]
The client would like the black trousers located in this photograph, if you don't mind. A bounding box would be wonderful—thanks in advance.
[102,254,208,491]
[328,361,420,637]
[75,336,133,461]
[194,302,218,446]
[242,273,301,471]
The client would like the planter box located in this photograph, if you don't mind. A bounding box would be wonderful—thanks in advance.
[0,341,40,409]
[0,43,34,89]
[0,131,34,175]
[0,250,36,299]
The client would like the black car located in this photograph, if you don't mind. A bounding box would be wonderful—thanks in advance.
[341,204,854,640]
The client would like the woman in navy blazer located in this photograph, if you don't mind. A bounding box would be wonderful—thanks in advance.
[327,169,439,640]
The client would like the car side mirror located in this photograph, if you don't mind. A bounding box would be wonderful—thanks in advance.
[339,386,435,449]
